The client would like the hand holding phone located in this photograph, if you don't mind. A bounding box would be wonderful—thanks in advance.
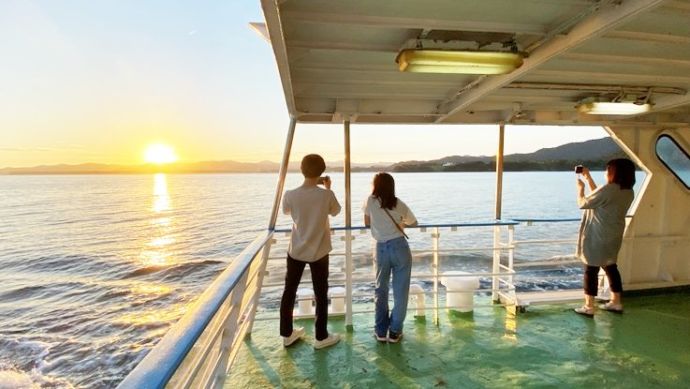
[317,175,331,189]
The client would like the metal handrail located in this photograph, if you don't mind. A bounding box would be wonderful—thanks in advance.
[118,231,272,389]
[273,220,520,233]
[119,217,589,388]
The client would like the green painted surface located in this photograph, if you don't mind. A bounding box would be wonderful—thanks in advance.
[228,293,690,388]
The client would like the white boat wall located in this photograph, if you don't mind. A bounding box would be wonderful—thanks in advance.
[609,127,689,289]
[118,1,690,387]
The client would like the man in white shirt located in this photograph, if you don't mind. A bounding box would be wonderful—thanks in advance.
[280,154,341,349]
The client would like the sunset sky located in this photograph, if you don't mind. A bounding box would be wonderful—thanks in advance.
[0,1,607,168]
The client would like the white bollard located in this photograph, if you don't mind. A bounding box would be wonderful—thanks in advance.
[296,288,314,315]
[408,284,425,317]
[440,271,480,312]
[329,287,346,314]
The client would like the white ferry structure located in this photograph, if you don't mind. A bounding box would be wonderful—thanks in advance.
[119,1,690,387]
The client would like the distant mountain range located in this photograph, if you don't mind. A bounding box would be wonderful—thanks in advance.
[0,137,624,175]
[391,137,625,172]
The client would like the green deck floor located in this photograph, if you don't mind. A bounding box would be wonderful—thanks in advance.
[227,293,690,388]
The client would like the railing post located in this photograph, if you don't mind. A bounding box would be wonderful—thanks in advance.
[492,226,501,302]
[432,227,440,326]
[244,237,274,336]
[343,119,354,330]
[508,225,516,302]
[213,272,249,386]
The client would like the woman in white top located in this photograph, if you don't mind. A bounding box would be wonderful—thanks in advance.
[363,173,417,343]
[574,158,635,317]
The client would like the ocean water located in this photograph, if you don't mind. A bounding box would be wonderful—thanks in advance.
[0,171,643,388]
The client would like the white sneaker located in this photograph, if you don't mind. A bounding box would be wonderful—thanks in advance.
[602,302,624,313]
[574,305,594,317]
[283,327,305,347]
[314,333,340,349]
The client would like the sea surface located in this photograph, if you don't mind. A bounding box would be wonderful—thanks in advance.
[0,171,644,388]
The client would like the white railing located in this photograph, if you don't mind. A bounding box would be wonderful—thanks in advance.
[265,221,521,326]
[118,218,585,388]
[118,231,274,389]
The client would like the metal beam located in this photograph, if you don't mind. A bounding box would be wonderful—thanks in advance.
[282,10,547,35]
[562,52,690,68]
[605,30,690,45]
[636,93,690,115]
[436,0,667,123]
[268,117,297,230]
[288,40,398,52]
[261,0,297,115]
[530,69,690,84]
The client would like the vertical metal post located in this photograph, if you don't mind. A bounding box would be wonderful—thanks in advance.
[432,227,440,326]
[269,117,297,230]
[495,122,505,220]
[508,225,515,303]
[246,117,296,336]
[215,272,248,383]
[343,119,354,330]
[492,122,505,302]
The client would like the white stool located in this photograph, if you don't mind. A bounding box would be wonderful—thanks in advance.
[329,287,346,314]
[296,288,314,315]
[408,284,425,317]
[440,271,480,312]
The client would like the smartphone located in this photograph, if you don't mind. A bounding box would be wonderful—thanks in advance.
[574,165,584,174]
[317,175,329,185]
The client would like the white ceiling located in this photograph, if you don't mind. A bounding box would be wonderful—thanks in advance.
[260,0,690,127]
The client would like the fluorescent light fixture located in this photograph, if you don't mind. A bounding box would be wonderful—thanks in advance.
[396,49,523,74]
[577,101,652,115]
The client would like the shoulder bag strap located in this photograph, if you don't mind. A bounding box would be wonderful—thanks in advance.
[380,200,409,239]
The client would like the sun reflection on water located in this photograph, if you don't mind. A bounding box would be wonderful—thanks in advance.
[153,173,171,213]
[141,174,177,267]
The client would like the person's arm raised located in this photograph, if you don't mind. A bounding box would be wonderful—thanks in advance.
[582,167,597,191]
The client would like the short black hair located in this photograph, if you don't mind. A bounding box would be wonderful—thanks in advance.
[607,158,636,190]
[300,154,326,178]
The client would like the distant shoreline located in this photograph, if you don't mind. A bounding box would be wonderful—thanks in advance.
[0,137,625,175]
[0,168,604,176]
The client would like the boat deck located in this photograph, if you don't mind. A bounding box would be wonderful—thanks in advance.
[228,292,690,388]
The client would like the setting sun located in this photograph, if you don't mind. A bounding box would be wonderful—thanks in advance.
[144,144,178,164]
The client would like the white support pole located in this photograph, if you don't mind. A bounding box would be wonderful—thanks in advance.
[432,227,440,326]
[495,122,505,220]
[492,122,505,302]
[246,117,296,336]
[343,119,354,330]
[508,225,516,304]
[269,117,297,230]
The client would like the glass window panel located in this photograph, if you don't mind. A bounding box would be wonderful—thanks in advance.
[655,135,690,189]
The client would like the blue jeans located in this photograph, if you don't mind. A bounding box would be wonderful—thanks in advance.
[374,236,412,336]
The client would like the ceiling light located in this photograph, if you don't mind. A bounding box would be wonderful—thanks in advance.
[396,49,524,74]
[577,101,652,115]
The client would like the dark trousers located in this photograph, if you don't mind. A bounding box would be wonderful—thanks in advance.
[280,254,329,341]
[584,264,623,297]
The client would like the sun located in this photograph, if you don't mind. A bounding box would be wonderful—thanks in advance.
[144,144,178,164]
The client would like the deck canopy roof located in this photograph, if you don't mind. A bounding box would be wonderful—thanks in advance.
[260,0,690,127]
